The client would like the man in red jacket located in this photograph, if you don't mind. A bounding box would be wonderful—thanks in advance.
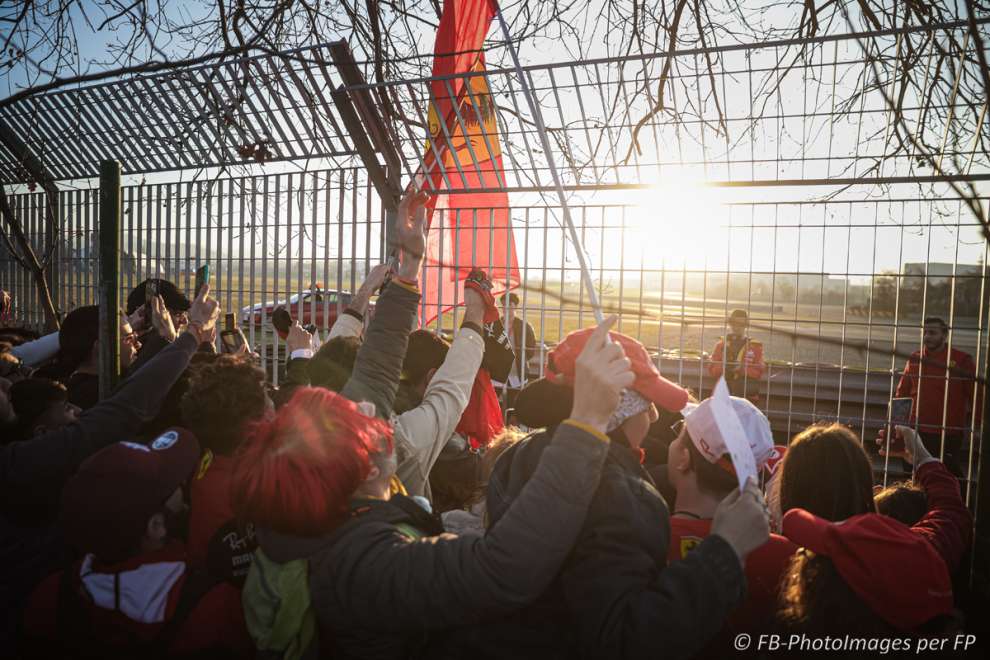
[22,428,252,658]
[708,309,765,404]
[895,317,979,477]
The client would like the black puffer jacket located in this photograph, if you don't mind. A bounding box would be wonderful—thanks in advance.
[479,427,747,660]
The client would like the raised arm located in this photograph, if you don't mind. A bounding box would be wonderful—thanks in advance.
[894,425,974,572]
[340,194,426,418]
[0,288,219,494]
[10,331,59,367]
[393,287,487,495]
[327,263,391,341]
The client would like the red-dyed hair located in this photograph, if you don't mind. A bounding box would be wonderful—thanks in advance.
[231,386,393,536]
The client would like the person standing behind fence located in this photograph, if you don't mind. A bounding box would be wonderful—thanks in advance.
[491,292,537,387]
[895,317,979,478]
[708,309,764,404]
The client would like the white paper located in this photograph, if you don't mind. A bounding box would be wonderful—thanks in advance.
[710,378,758,492]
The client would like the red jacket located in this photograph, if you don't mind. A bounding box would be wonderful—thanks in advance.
[708,335,765,380]
[896,346,980,435]
[910,460,972,573]
[188,451,257,583]
[668,517,796,641]
[23,542,252,657]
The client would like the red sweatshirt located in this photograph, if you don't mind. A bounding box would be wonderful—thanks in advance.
[910,460,973,573]
[188,451,257,583]
[668,518,796,633]
[896,346,979,435]
[23,542,252,657]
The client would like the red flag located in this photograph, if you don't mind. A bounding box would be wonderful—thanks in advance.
[420,0,520,325]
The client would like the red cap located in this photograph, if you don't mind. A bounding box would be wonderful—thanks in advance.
[60,428,200,563]
[782,508,953,630]
[547,328,689,412]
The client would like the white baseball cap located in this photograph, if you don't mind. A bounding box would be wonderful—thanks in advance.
[681,393,774,473]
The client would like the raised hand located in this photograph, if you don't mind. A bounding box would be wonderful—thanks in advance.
[568,316,634,433]
[362,263,393,293]
[183,283,220,345]
[351,263,393,314]
[287,322,314,354]
[462,269,494,326]
[711,478,771,566]
[878,425,933,467]
[127,306,147,333]
[463,283,487,327]
[394,190,429,282]
[150,295,177,342]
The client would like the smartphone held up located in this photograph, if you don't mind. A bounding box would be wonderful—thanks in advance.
[194,264,210,298]
[220,313,248,354]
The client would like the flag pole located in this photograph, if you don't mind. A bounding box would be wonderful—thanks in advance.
[494,8,605,324]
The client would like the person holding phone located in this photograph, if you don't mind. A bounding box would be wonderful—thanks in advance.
[2,285,219,649]
[125,279,192,371]
[875,425,973,572]
[895,317,979,478]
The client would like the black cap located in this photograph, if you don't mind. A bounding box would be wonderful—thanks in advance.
[126,279,191,315]
[514,377,574,428]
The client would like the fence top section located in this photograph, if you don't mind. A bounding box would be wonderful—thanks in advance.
[0,43,362,184]
[3,17,990,194]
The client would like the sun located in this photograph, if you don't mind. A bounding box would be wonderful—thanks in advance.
[622,176,731,270]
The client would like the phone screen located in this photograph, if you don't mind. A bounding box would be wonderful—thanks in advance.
[221,329,246,353]
[194,264,210,298]
[225,313,235,333]
[890,397,912,425]
[886,398,913,453]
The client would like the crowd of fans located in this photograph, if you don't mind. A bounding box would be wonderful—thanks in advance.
[0,191,979,658]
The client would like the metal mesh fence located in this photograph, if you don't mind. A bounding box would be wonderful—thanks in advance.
[2,168,385,384]
[1,22,988,499]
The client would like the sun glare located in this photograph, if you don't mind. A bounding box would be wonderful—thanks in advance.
[624,176,730,269]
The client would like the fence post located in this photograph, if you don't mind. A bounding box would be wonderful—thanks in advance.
[98,160,121,400]
[970,332,990,600]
